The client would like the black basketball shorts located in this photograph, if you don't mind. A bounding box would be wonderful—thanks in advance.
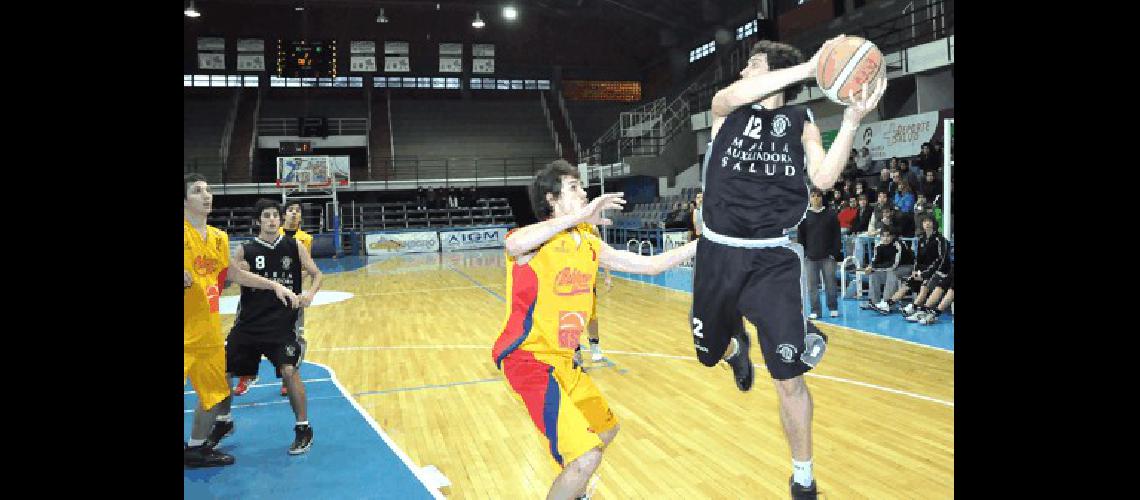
[690,237,823,380]
[226,338,305,378]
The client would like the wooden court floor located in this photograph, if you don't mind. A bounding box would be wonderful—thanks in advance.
[220,249,953,499]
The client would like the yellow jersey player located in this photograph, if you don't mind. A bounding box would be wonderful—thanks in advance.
[184,174,299,468]
[490,160,697,499]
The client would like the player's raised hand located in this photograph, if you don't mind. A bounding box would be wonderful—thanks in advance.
[577,192,625,226]
[844,74,887,122]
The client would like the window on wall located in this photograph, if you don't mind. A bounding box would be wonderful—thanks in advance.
[736,20,758,40]
[689,40,716,63]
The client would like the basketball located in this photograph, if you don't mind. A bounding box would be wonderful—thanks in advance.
[815,36,885,106]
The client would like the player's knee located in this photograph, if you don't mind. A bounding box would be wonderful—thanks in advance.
[697,350,722,367]
[599,423,621,446]
[567,447,603,475]
[280,365,296,378]
[775,376,808,398]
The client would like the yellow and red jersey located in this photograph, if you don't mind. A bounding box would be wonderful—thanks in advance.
[184,218,230,348]
[492,223,601,368]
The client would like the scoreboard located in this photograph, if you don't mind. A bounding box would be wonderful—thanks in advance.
[276,40,337,78]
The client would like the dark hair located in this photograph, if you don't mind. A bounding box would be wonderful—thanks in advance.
[285,200,303,213]
[184,173,208,199]
[857,194,868,201]
[529,159,580,220]
[880,226,893,236]
[748,40,806,101]
[254,198,282,222]
[920,214,937,226]
[810,188,824,197]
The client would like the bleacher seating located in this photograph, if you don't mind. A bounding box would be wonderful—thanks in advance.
[352,197,515,231]
[389,98,555,159]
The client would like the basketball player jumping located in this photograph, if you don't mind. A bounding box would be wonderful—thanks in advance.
[492,160,698,500]
[691,36,886,498]
[185,175,299,468]
[207,199,322,455]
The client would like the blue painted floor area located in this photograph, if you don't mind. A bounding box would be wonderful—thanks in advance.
[314,255,373,274]
[184,360,437,500]
[610,266,954,351]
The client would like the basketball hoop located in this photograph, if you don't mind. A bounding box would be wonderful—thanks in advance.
[276,156,333,190]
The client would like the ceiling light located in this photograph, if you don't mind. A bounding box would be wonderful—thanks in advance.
[376,8,388,23]
[503,6,517,20]
[472,11,485,28]
[184,1,201,18]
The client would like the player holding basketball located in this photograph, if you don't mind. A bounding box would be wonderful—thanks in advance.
[492,160,697,500]
[692,36,886,498]
[185,175,299,468]
[208,199,322,455]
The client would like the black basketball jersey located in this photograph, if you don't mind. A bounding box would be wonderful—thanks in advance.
[230,235,303,342]
[702,103,813,239]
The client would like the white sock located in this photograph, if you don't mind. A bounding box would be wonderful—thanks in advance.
[724,337,739,360]
[296,420,309,427]
[187,438,206,447]
[216,414,232,423]
[792,459,814,487]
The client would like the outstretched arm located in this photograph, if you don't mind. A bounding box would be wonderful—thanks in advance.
[505,193,625,257]
[598,240,697,276]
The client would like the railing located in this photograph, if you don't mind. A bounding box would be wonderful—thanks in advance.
[247,87,262,180]
[555,90,582,161]
[219,89,240,169]
[256,118,370,136]
[539,91,563,158]
[186,155,558,192]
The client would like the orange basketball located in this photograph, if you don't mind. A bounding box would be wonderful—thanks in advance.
[815,36,885,106]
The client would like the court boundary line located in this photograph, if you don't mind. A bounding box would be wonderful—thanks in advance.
[184,377,332,395]
[305,360,447,500]
[307,345,953,407]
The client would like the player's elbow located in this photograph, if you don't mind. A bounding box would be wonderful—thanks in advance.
[504,237,527,257]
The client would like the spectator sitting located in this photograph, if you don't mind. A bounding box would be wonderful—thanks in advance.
[893,180,916,214]
[917,264,954,325]
[890,204,916,238]
[861,227,914,311]
[853,179,875,205]
[865,192,892,237]
[919,169,942,202]
[917,142,941,174]
[855,147,872,174]
[898,159,920,187]
[838,196,858,232]
[854,194,874,234]
[912,193,936,234]
[828,189,846,211]
[664,202,688,229]
[874,215,950,316]
[691,191,703,239]
[870,167,893,196]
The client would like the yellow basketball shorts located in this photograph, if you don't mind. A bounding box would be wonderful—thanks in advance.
[501,350,619,469]
[184,345,231,411]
